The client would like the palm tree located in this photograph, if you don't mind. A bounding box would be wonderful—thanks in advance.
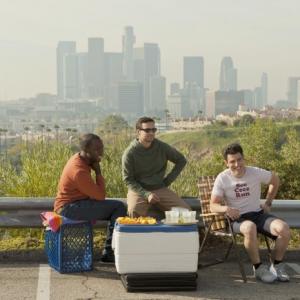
[0,128,3,157]
[54,124,60,142]
[2,129,8,159]
[164,109,169,130]
[24,126,30,148]
[39,124,45,142]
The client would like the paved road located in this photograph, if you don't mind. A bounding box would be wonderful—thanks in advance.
[1,258,300,300]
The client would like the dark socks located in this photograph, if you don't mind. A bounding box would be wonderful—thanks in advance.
[274,260,282,265]
[254,262,262,269]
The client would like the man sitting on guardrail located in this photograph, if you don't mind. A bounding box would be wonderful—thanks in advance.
[210,143,290,283]
[54,133,127,263]
[122,116,190,217]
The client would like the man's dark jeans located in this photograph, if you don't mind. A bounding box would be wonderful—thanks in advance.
[60,199,127,252]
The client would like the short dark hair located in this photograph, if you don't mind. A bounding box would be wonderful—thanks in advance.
[136,116,155,130]
[79,133,102,151]
[223,143,244,160]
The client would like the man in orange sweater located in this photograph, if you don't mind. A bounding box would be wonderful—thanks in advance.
[54,133,126,263]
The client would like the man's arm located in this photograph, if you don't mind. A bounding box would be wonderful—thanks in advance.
[210,195,240,220]
[74,168,105,200]
[122,152,151,199]
[263,172,280,210]
[163,144,187,187]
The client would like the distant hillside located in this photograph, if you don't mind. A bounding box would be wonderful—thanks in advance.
[158,126,242,157]
[158,121,300,156]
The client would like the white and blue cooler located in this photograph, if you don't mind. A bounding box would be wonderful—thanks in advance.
[112,223,199,274]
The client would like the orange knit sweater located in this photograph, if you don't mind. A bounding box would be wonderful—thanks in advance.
[54,153,105,212]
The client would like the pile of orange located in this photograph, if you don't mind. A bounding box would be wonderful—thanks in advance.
[117,216,157,225]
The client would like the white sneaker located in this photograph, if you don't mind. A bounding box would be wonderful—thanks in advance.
[270,263,290,282]
[254,264,277,283]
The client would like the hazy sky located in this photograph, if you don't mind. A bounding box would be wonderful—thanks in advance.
[1,0,300,102]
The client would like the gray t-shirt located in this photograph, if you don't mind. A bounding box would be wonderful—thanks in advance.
[212,166,272,215]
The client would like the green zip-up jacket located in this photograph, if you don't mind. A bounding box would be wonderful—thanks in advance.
[122,138,187,198]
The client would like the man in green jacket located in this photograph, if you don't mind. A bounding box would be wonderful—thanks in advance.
[122,116,190,217]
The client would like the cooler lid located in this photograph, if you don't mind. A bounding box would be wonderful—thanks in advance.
[115,223,198,233]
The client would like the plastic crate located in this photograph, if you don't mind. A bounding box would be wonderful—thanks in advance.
[45,222,93,273]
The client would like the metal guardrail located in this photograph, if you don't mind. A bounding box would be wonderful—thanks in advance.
[0,197,299,228]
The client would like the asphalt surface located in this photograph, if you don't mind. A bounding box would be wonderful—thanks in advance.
[0,252,300,300]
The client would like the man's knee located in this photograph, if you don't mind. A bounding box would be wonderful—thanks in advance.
[271,220,290,239]
[240,221,257,237]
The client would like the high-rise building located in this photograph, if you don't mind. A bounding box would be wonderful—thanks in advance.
[143,43,161,113]
[261,72,268,106]
[240,89,254,109]
[253,87,263,109]
[166,95,182,119]
[103,52,123,110]
[149,76,166,112]
[205,91,215,118]
[122,26,136,80]
[63,53,80,100]
[104,53,123,87]
[215,91,243,115]
[133,47,144,82]
[117,81,143,115]
[77,53,89,99]
[56,41,76,99]
[181,82,204,117]
[219,57,237,91]
[170,83,180,95]
[88,37,104,98]
[287,77,300,108]
[183,56,204,89]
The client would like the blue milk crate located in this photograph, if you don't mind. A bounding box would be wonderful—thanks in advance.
[45,222,93,273]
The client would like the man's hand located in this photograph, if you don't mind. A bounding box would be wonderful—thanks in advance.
[91,162,101,176]
[225,206,240,220]
[148,192,160,204]
[261,201,272,213]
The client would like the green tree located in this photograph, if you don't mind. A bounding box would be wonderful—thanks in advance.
[240,119,280,171]
[277,129,300,199]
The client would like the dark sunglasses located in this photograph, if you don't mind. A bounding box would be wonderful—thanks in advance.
[139,127,157,133]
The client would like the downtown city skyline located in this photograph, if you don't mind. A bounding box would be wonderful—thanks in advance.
[1,0,300,102]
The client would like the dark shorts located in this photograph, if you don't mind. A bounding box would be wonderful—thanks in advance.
[232,210,278,240]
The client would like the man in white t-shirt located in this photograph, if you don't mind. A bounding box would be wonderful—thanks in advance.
[210,143,290,283]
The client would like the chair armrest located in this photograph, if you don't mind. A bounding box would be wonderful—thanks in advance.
[199,212,222,217]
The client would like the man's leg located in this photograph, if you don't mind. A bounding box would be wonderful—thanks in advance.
[60,199,127,260]
[233,220,260,264]
[233,219,277,283]
[152,187,191,211]
[263,217,290,281]
[266,218,290,261]
[127,190,150,217]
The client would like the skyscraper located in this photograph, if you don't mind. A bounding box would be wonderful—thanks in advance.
[88,37,104,98]
[219,57,237,91]
[182,56,205,117]
[183,56,204,89]
[287,77,300,108]
[170,83,180,95]
[132,44,160,113]
[143,43,161,113]
[254,87,263,109]
[118,81,143,115]
[261,72,268,106]
[122,26,136,80]
[104,52,123,87]
[63,54,79,100]
[149,76,166,112]
[56,41,76,99]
